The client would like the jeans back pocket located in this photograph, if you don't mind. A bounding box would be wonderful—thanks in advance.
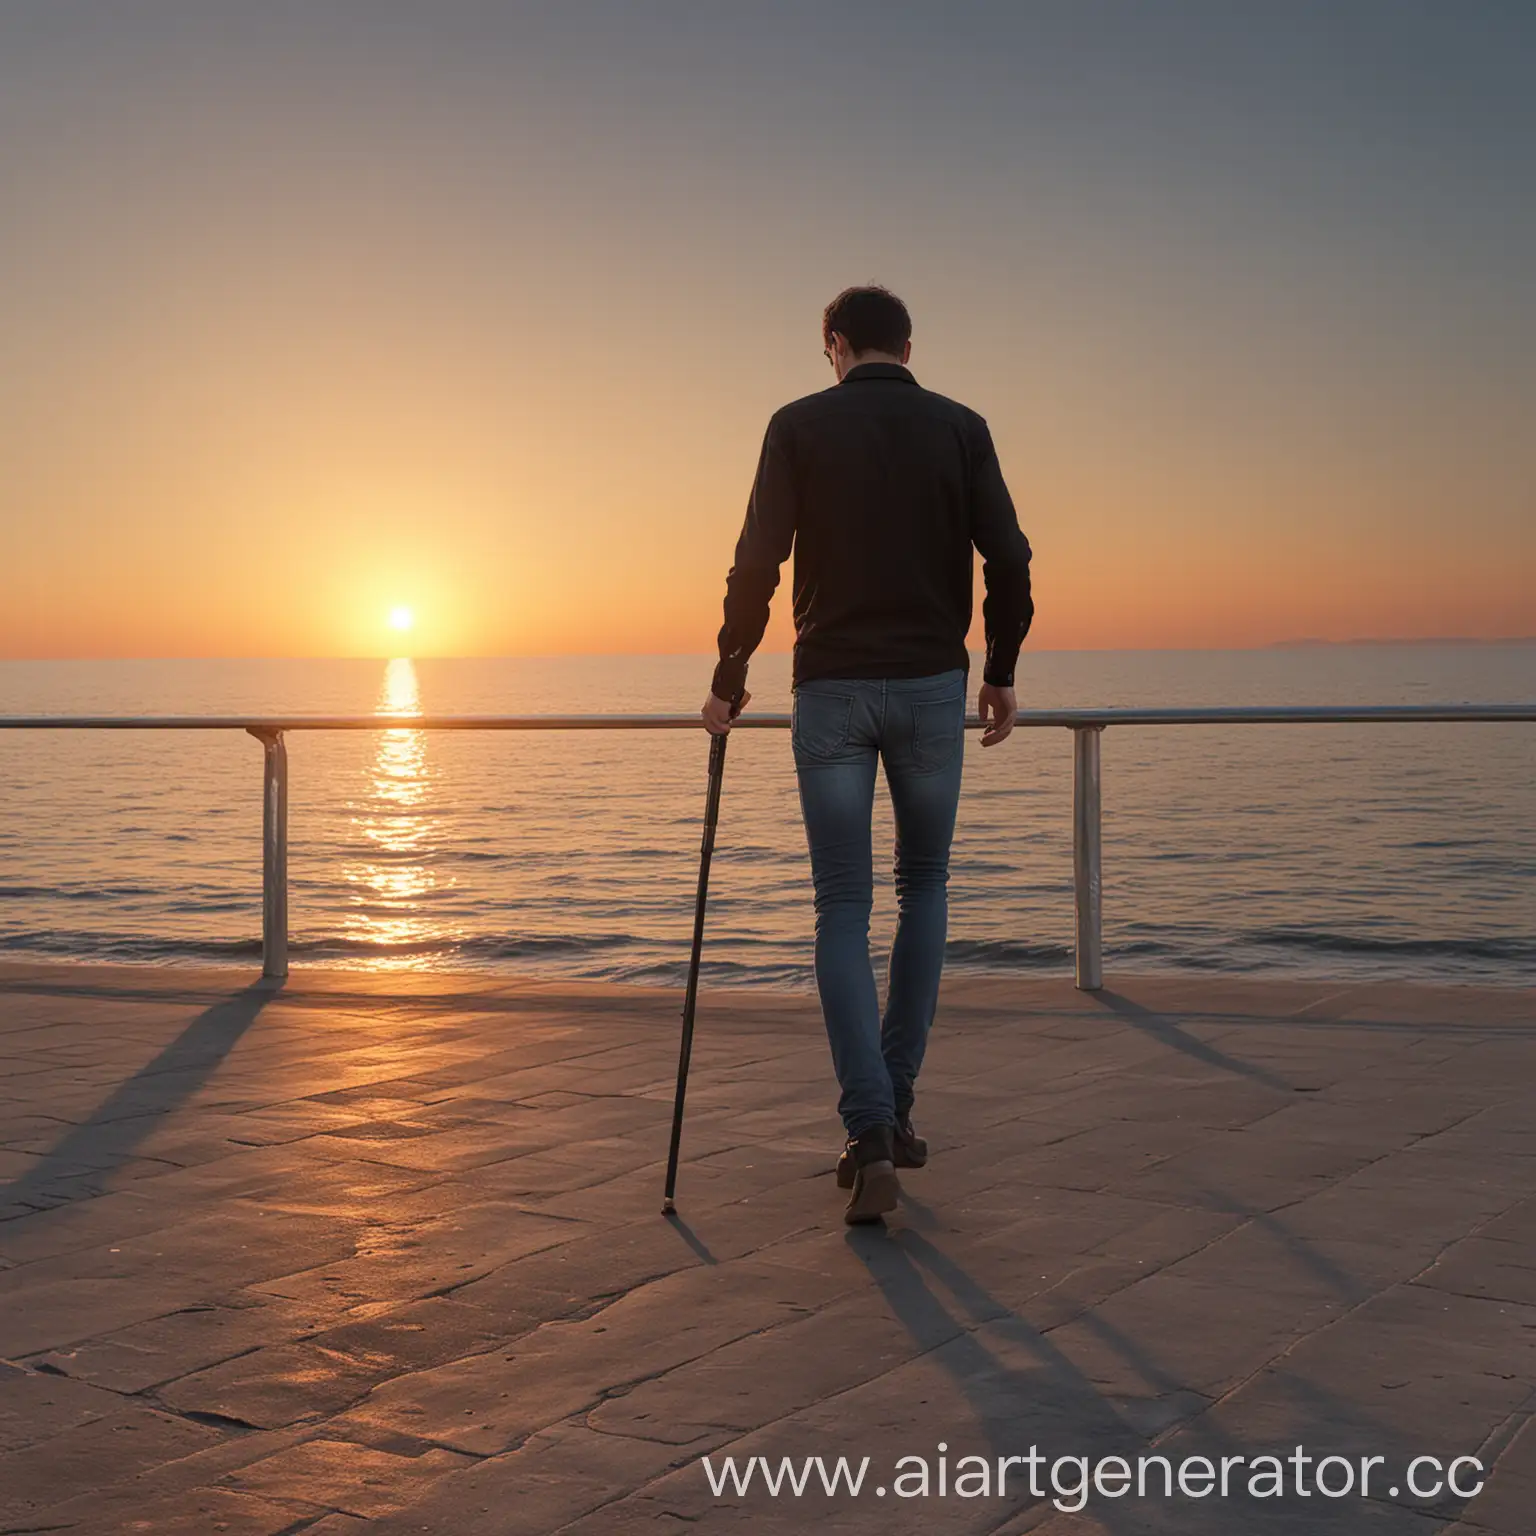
[911,693,964,772]
[792,690,855,761]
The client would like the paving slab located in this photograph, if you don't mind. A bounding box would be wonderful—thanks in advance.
[0,961,1530,1534]
[217,1440,475,1518]
[0,1403,222,1526]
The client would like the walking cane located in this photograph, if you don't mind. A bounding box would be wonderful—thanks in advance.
[662,719,733,1214]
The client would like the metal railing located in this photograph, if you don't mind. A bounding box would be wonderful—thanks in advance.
[2,704,1532,990]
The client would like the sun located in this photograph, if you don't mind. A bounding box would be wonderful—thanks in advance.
[388,605,414,633]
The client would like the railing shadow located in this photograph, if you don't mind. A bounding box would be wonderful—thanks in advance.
[6,974,1533,1041]
[1091,988,1297,1092]
[0,980,278,1216]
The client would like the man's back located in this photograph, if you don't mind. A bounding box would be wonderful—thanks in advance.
[710,360,1033,701]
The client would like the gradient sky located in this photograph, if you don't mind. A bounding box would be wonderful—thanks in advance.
[2,1,1533,659]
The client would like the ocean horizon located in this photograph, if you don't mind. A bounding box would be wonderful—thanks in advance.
[1,644,1532,989]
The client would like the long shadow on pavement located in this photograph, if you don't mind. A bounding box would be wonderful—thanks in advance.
[0,979,279,1215]
[845,1199,1471,1533]
[1092,988,1297,1093]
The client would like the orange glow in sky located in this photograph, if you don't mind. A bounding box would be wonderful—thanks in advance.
[2,9,1532,659]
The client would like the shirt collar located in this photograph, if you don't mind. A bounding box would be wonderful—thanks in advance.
[840,362,918,386]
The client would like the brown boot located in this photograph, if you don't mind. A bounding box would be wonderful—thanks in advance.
[894,1109,928,1168]
[837,1110,927,1188]
[842,1123,901,1225]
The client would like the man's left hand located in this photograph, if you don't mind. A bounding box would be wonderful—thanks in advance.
[701,691,749,734]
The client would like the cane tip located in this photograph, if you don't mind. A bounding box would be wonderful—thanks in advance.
[661,1197,676,1215]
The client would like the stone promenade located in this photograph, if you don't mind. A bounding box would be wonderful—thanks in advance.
[0,962,1532,1535]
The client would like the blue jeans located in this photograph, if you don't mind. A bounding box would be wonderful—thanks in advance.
[791,669,966,1138]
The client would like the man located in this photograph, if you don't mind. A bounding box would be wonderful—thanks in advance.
[701,285,1033,1224]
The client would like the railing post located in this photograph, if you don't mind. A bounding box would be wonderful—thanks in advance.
[1073,725,1103,991]
[247,728,288,981]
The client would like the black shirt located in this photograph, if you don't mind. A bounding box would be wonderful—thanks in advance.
[711,362,1033,701]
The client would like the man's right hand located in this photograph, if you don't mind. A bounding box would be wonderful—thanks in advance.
[977,683,1017,747]
[701,691,750,735]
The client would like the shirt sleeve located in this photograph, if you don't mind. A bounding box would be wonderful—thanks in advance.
[968,419,1034,688]
[711,415,797,701]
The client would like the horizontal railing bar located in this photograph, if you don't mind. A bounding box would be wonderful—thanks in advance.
[5,701,1531,989]
[0,704,1532,731]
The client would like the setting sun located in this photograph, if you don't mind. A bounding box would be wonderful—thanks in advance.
[388,606,414,633]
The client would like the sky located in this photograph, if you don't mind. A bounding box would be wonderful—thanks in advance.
[1,1,1533,659]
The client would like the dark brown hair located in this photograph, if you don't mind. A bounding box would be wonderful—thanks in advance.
[822,285,912,356]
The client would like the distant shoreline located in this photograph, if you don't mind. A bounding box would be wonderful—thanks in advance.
[2,637,1534,664]
[1264,636,1536,649]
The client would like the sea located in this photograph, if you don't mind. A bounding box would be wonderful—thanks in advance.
[0,646,1532,990]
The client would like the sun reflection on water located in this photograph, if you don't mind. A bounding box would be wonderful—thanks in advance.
[341,657,454,967]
